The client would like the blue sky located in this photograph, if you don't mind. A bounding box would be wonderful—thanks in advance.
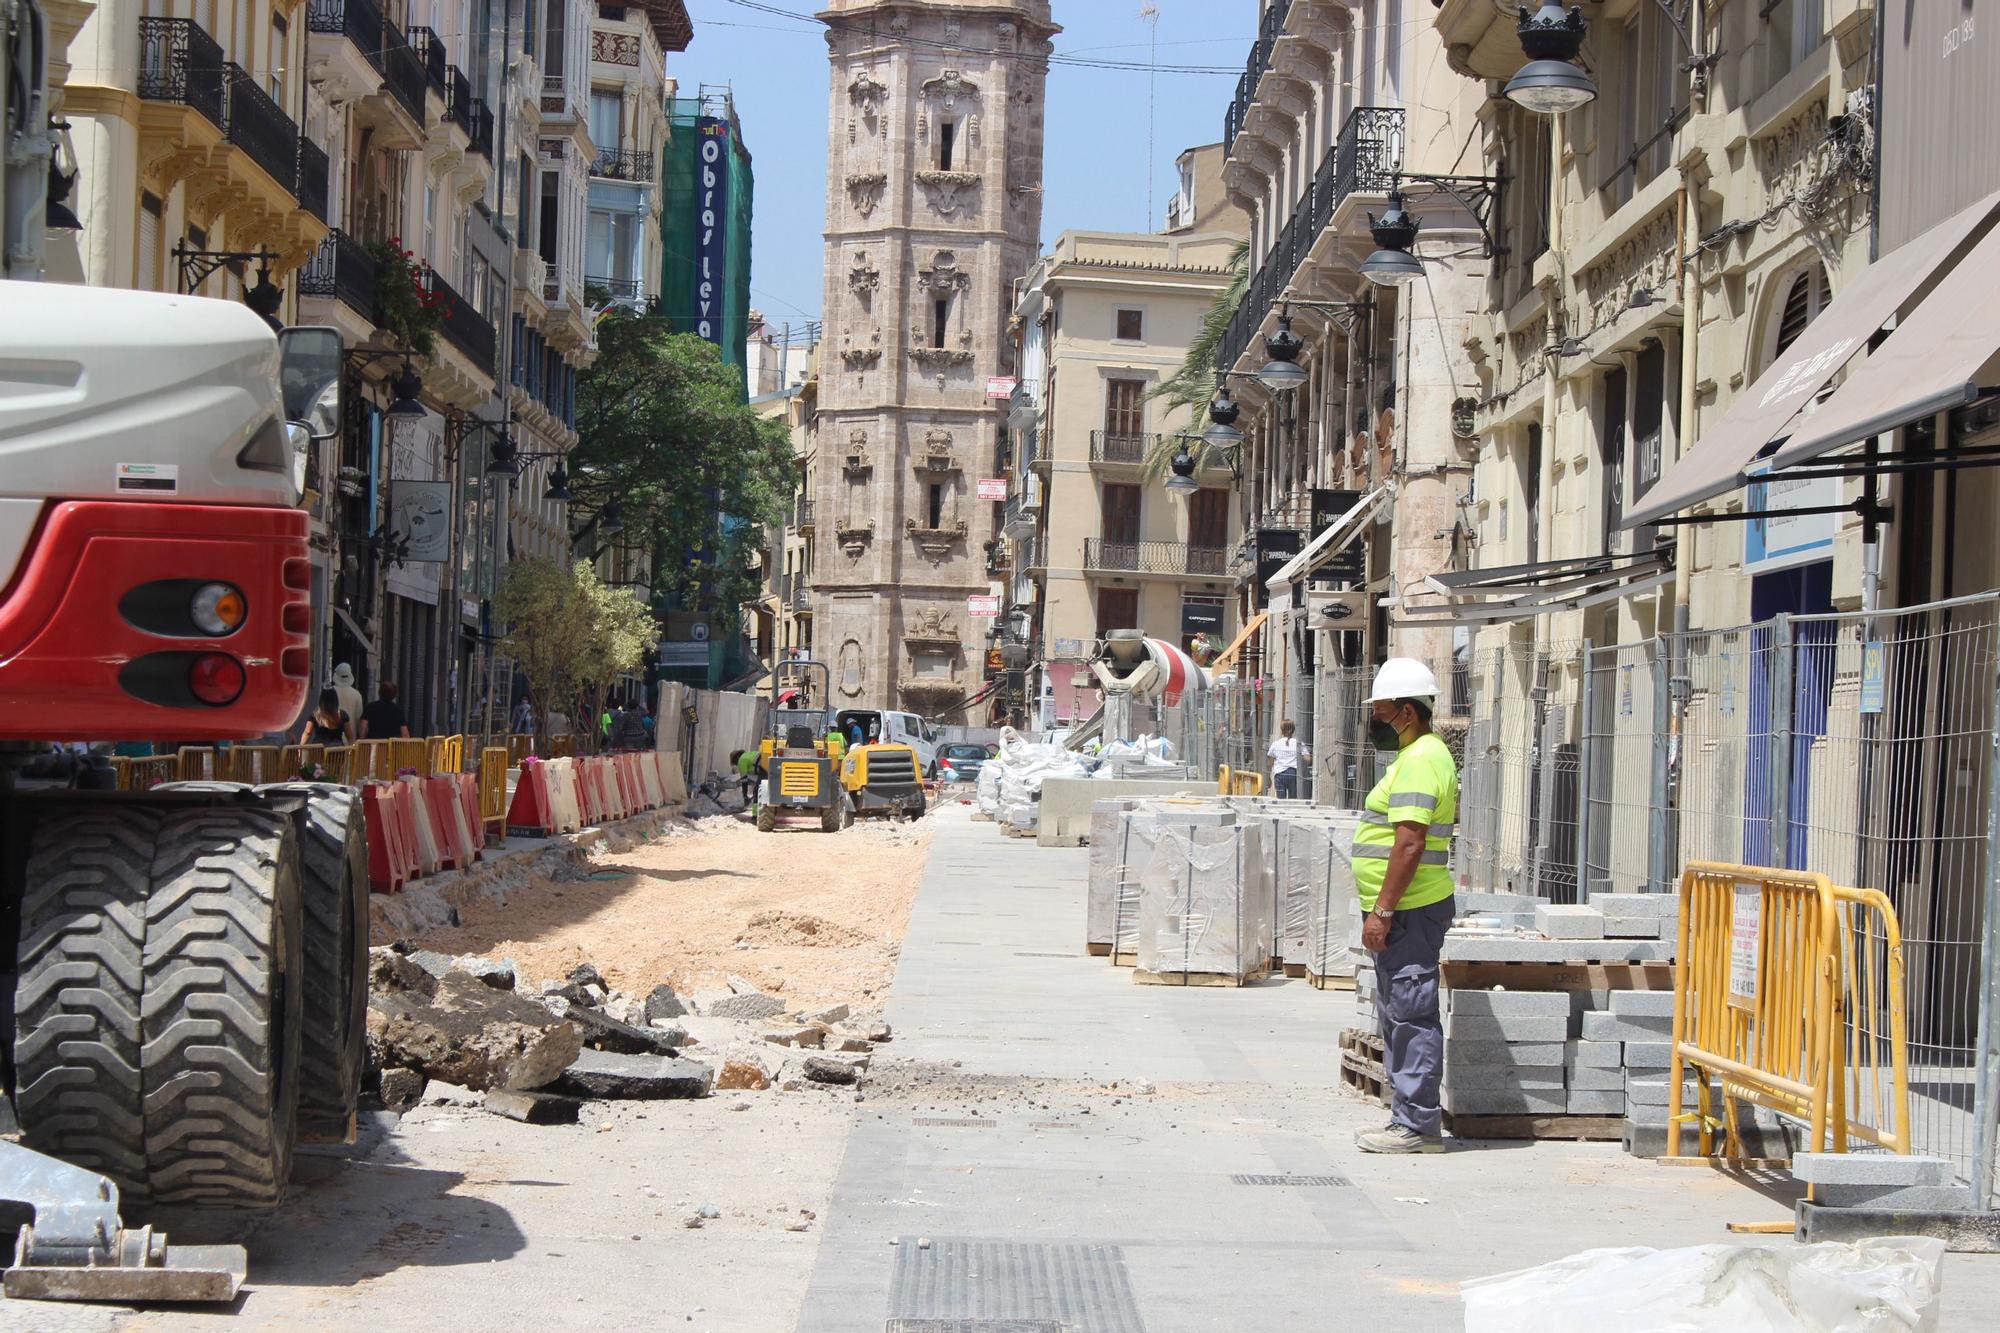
[673,0,1255,327]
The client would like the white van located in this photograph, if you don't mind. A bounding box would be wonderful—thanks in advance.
[833,708,939,777]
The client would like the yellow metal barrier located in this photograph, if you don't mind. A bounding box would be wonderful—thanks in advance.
[1216,765,1264,796]
[1668,862,1912,1161]
[551,734,575,759]
[479,746,510,840]
[176,747,220,781]
[279,744,324,777]
[225,745,283,784]
[427,734,465,776]
[506,733,533,764]
[351,740,392,781]
[324,744,357,784]
[389,738,428,776]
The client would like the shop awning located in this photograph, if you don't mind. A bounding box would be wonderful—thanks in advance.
[1623,186,2000,529]
[1398,548,1672,625]
[1770,219,2000,469]
[1264,484,1390,590]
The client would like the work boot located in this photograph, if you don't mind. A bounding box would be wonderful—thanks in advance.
[1354,1123,1445,1154]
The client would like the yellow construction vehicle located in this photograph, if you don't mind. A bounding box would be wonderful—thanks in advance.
[752,663,926,830]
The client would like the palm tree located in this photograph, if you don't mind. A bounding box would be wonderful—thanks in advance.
[1141,239,1249,479]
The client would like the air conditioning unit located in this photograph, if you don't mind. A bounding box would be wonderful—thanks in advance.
[1306,589,1368,628]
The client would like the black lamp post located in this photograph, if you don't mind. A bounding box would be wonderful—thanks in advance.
[1504,2,1598,115]
[1358,193,1427,288]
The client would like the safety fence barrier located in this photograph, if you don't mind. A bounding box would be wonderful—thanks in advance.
[1667,862,1911,1169]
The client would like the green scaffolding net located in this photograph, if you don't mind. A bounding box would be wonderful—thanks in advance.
[659,91,753,400]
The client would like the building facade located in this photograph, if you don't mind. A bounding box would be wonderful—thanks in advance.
[584,0,688,310]
[1007,230,1247,728]
[810,0,1056,720]
[659,85,753,390]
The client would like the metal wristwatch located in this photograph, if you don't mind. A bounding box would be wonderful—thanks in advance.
[1371,906,1396,921]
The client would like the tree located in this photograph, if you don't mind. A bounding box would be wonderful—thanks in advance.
[574,313,795,639]
[1143,239,1250,478]
[496,558,659,753]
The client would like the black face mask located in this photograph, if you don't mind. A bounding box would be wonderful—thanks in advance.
[1369,714,1406,752]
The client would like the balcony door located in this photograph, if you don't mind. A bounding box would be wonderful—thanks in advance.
[1188,487,1228,551]
[1100,483,1140,546]
[1104,378,1145,441]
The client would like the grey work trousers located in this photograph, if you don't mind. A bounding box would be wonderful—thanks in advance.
[1373,895,1455,1137]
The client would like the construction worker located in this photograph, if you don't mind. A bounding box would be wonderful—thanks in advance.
[824,723,847,763]
[1351,657,1458,1155]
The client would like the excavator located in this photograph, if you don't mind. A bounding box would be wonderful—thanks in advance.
[0,0,367,1303]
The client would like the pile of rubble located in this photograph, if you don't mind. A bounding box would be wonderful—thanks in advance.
[365,945,891,1124]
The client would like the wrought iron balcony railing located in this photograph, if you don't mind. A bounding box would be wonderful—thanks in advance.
[586,274,641,300]
[306,0,384,73]
[467,99,494,160]
[223,64,302,198]
[592,147,653,182]
[427,270,497,378]
[1089,430,1161,465]
[1222,0,1291,148]
[1084,539,1229,578]
[794,498,815,530]
[444,65,474,133]
[382,22,427,124]
[1218,105,1404,376]
[136,18,225,132]
[297,136,330,222]
[296,228,377,321]
[408,25,448,89]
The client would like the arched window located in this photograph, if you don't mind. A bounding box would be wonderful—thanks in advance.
[1766,261,1830,367]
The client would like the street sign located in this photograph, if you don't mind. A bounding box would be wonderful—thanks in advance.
[976,477,1008,501]
[1860,640,1886,714]
[1310,488,1365,582]
[967,595,1000,618]
[985,376,1017,399]
[659,643,709,667]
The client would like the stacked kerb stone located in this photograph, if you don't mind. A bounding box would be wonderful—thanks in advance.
[1440,989,1570,1116]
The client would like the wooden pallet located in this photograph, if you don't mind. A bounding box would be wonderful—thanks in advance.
[1442,1112,1625,1141]
[1133,963,1271,987]
[1308,970,1358,991]
[1440,960,1674,992]
[1338,1028,1388,1105]
[1085,942,1112,957]
[1283,962,1307,979]
[1110,949,1136,967]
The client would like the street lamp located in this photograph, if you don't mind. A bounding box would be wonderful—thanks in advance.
[546,462,572,502]
[599,497,625,534]
[1164,442,1200,502]
[1204,381,1245,447]
[1359,193,1427,288]
[386,362,426,417]
[1504,2,1598,115]
[1255,313,1308,392]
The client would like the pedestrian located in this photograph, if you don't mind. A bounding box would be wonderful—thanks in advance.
[846,717,866,751]
[357,680,411,740]
[547,706,572,738]
[1267,718,1309,799]
[1351,658,1459,1155]
[611,699,649,750]
[329,663,364,734]
[642,707,656,742]
[512,696,536,735]
[299,688,352,746]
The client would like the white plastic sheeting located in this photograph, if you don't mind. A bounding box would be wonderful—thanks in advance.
[1291,818,1364,982]
[1085,798,1145,954]
[1136,822,1273,983]
[982,726,1090,830]
[1461,1238,1947,1333]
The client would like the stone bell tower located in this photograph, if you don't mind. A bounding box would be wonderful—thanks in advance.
[812,0,1057,717]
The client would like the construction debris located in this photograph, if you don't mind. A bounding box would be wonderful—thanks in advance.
[555,1049,716,1100]
[482,1089,585,1124]
[369,969,584,1092]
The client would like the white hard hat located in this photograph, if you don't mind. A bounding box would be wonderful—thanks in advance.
[1366,657,1440,704]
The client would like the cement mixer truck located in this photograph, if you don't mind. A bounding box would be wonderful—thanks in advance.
[0,1,368,1302]
[1062,630,1212,754]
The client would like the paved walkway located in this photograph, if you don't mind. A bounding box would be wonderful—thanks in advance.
[798,805,2000,1332]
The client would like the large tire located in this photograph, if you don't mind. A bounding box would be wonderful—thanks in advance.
[755,803,776,833]
[263,784,368,1139]
[12,804,304,1209]
[14,808,160,1192]
[142,806,303,1207]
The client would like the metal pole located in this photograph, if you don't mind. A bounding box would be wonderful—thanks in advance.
[1647,636,1674,893]
[1973,643,2000,1210]
[1770,613,1795,870]
[1577,639,1595,901]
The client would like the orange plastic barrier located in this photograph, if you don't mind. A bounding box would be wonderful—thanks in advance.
[361,783,413,892]
[506,760,557,837]
[422,777,472,870]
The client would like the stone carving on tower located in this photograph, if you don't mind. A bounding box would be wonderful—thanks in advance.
[812,0,1057,713]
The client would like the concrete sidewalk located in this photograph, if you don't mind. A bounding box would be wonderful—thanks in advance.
[798,805,2000,1332]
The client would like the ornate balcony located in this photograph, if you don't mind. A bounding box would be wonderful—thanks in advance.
[1084,539,1228,578]
[794,499,815,532]
[428,269,497,384]
[296,229,379,346]
[382,23,427,125]
[297,137,330,223]
[408,25,448,90]
[305,0,385,106]
[222,65,300,196]
[1218,105,1405,375]
[137,17,224,130]
[592,147,653,182]
[1222,0,1290,148]
[1089,430,1161,467]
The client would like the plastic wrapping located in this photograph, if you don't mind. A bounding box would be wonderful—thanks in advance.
[1136,822,1272,983]
[1291,817,1363,981]
[1085,799,1142,952]
[975,762,1003,816]
[1461,1238,1947,1333]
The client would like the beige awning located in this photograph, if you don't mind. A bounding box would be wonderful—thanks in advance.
[1771,218,2000,468]
[1624,186,2000,528]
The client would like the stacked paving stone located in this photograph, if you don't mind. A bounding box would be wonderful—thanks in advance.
[1134,816,1273,984]
[1792,1152,1965,1212]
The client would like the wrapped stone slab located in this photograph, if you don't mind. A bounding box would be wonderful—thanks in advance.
[1276,811,1361,974]
[1085,798,1144,956]
[1134,820,1272,985]
[1291,816,1365,985]
[1107,803,1234,965]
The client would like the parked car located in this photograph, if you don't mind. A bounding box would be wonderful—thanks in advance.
[832,708,939,776]
[937,742,991,784]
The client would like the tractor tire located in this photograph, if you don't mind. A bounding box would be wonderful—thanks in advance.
[13,804,304,1209]
[14,808,161,1193]
[820,795,851,833]
[263,783,369,1139]
[755,803,776,833]
[141,806,304,1206]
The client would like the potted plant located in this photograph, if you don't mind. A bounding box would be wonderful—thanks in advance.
[367,235,445,358]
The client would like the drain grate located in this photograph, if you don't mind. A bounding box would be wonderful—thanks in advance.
[935,940,984,946]
[887,1323,1064,1333]
[914,1117,996,1128]
[889,1239,1145,1332]
[1229,1173,1351,1187]
[1030,1122,1078,1131]
[1012,951,1074,958]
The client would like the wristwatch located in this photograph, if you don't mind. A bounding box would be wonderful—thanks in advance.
[1371,906,1396,922]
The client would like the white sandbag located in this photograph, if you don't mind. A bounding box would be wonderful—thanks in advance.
[1461,1238,1947,1333]
[1136,821,1272,983]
